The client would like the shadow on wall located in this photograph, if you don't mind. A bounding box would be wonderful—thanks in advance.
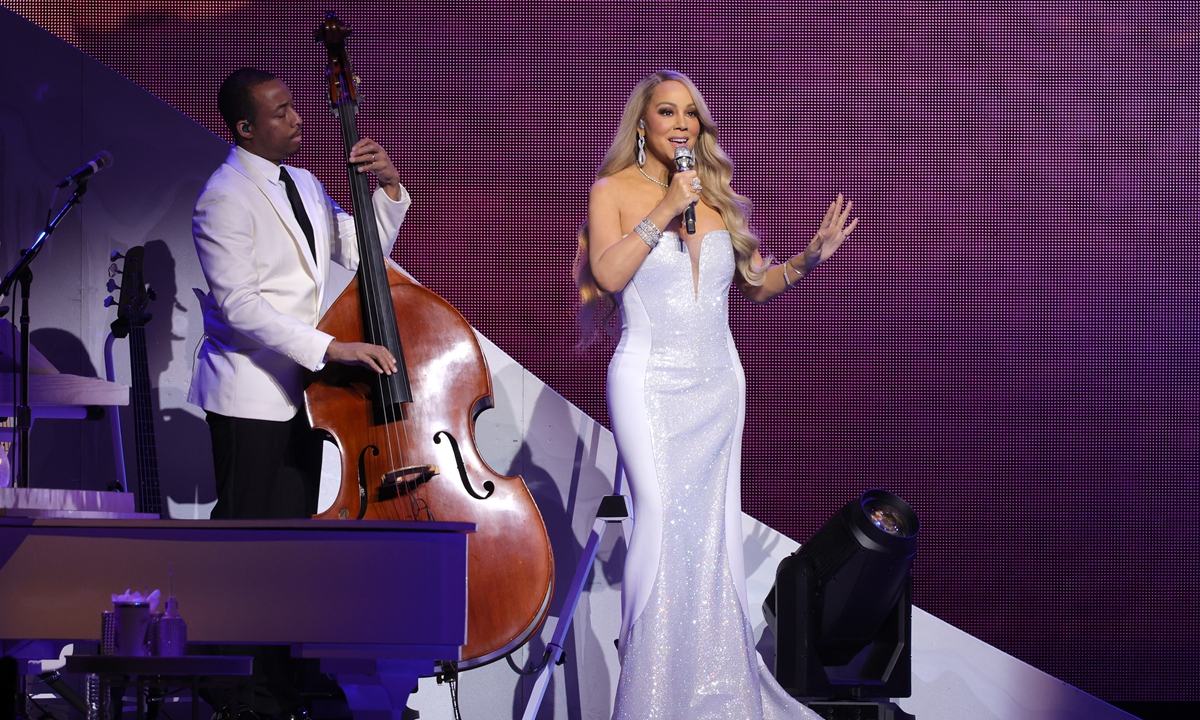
[138,238,213,510]
[28,327,119,490]
[24,238,214,506]
[743,520,789,582]
[496,381,624,720]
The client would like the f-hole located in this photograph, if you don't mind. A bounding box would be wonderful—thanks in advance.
[356,444,379,519]
[434,431,494,500]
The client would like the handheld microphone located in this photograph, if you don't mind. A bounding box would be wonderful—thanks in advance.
[674,146,697,235]
[56,151,114,188]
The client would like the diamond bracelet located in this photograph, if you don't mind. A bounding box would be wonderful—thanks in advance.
[634,217,662,249]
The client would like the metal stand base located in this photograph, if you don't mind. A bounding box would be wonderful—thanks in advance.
[519,493,630,720]
[805,700,915,720]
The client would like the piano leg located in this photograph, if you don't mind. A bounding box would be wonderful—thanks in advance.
[318,658,428,720]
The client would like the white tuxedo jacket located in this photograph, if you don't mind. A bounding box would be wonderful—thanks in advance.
[188,146,410,421]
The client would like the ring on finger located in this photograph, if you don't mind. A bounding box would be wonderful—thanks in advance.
[691,178,702,191]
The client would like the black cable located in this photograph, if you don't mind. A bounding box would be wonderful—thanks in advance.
[447,674,462,720]
[505,650,551,677]
[435,662,463,720]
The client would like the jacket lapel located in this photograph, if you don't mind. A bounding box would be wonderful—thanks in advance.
[225,148,320,283]
[293,173,330,284]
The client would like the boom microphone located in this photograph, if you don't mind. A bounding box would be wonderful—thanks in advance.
[674,146,696,235]
[56,151,114,188]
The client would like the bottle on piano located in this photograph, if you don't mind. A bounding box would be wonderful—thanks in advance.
[155,595,186,656]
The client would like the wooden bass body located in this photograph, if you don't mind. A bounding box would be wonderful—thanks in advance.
[307,264,553,667]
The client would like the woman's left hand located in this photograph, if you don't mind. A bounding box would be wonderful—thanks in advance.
[349,138,401,192]
[795,194,857,273]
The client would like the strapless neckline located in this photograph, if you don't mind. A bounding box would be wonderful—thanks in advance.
[657,229,729,298]
[661,229,730,242]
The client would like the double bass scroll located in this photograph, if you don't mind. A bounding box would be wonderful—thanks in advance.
[306,13,554,669]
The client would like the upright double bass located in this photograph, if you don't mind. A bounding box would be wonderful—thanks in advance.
[307,13,553,668]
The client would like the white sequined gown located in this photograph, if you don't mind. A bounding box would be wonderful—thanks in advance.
[608,230,818,719]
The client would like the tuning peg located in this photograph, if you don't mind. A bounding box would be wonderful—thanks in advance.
[103,296,115,308]
[106,278,118,293]
[110,250,124,261]
[147,287,158,301]
[108,263,122,278]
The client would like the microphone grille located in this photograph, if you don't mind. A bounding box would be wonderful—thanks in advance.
[673,145,695,170]
[97,151,114,169]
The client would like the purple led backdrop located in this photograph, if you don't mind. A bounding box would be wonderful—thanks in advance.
[5,0,1196,703]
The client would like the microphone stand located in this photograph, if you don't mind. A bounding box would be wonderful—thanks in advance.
[0,179,90,489]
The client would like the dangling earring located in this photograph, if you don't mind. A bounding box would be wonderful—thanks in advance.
[637,119,647,166]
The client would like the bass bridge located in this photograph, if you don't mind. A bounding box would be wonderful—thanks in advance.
[377,464,439,500]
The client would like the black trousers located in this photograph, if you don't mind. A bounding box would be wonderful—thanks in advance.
[204,410,325,715]
[207,411,323,520]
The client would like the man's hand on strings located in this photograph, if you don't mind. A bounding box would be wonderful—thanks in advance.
[350,138,401,200]
[326,339,398,375]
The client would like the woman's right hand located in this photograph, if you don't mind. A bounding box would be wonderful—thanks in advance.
[658,169,701,219]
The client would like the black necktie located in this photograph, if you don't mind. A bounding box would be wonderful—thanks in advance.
[278,166,316,259]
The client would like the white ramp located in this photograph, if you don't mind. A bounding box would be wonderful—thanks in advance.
[397,336,1135,720]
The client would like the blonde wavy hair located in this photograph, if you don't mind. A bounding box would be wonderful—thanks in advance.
[574,70,767,348]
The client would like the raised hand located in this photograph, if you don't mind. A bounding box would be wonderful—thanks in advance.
[796,194,857,273]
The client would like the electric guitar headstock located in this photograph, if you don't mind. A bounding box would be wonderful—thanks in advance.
[106,246,155,338]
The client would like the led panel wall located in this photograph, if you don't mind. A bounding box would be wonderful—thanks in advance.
[4,0,1196,703]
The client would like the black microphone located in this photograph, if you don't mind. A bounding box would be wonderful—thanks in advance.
[56,151,114,188]
[38,670,88,716]
[674,146,697,236]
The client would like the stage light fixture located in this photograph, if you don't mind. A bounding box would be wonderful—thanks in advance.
[763,489,919,720]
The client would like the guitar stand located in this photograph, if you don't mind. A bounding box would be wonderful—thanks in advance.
[519,470,632,720]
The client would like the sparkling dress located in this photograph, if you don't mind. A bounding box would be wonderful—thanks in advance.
[608,231,819,719]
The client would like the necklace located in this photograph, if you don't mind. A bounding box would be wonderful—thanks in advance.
[637,166,669,189]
